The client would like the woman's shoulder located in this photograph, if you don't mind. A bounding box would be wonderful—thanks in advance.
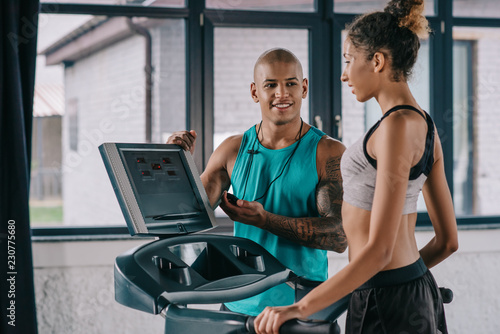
[378,108,427,141]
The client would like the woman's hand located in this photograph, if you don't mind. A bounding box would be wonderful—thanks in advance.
[254,304,303,334]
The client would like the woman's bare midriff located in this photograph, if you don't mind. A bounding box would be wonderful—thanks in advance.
[342,201,421,271]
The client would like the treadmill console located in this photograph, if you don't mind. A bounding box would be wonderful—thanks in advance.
[99,143,216,236]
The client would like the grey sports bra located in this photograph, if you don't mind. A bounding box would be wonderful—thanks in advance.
[340,105,435,214]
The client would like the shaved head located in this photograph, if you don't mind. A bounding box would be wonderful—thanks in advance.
[253,48,304,81]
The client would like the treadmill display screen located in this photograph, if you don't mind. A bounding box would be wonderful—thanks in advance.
[99,143,216,236]
[122,149,201,219]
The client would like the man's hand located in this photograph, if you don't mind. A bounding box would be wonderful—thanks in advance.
[219,191,267,228]
[166,130,197,154]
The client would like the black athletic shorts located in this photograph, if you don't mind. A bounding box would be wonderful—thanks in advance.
[346,258,448,334]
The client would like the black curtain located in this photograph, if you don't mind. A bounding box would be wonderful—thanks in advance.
[0,0,40,333]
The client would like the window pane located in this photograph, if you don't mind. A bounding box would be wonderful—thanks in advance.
[213,27,309,217]
[453,0,500,18]
[206,0,315,12]
[334,0,435,16]
[40,0,185,7]
[31,14,186,227]
[340,31,430,212]
[453,27,500,216]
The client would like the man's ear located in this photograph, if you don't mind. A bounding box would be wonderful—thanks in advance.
[250,82,259,103]
[302,78,309,99]
[372,52,386,73]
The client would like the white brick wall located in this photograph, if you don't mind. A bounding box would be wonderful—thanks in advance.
[475,35,500,215]
[152,19,186,142]
[453,0,500,17]
[62,34,147,226]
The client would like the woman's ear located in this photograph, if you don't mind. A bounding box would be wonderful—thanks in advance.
[372,52,386,73]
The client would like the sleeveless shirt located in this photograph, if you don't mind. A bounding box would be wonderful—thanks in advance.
[224,125,328,316]
[341,105,435,214]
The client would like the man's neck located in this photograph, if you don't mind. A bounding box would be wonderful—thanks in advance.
[258,118,308,150]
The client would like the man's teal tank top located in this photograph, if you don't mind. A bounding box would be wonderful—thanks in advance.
[225,125,328,316]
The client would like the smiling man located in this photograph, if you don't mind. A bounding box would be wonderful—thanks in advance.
[167,48,346,316]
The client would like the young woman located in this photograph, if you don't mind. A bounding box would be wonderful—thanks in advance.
[253,1,458,333]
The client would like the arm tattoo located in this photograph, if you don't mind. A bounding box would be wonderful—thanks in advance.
[262,156,347,252]
[317,156,343,217]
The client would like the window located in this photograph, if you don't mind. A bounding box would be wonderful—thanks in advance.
[452,40,474,216]
[32,1,500,235]
[453,27,500,216]
[31,13,186,227]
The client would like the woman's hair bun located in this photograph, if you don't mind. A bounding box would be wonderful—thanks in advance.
[384,0,431,38]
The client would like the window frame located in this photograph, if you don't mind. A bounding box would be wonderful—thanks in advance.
[32,0,500,239]
[34,2,192,238]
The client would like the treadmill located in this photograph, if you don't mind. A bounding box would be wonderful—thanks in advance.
[99,143,347,334]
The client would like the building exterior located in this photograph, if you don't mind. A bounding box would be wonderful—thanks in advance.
[31,83,64,201]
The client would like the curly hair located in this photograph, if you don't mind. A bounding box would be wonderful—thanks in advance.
[346,0,431,82]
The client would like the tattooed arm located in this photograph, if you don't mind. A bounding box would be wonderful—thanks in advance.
[220,137,347,252]
[263,137,346,252]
